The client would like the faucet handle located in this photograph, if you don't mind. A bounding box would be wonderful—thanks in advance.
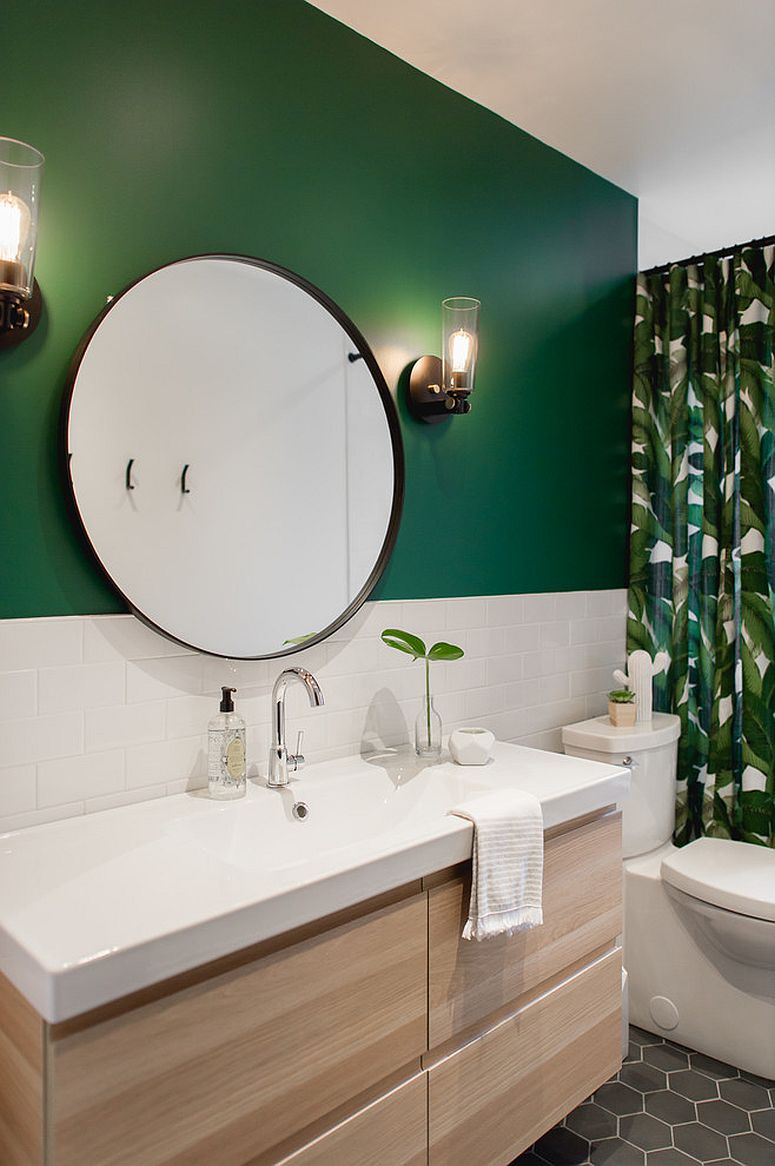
[289,730,305,773]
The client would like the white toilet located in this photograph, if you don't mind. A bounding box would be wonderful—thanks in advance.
[562,712,775,1080]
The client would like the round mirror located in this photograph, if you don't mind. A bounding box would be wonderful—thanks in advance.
[64,255,403,658]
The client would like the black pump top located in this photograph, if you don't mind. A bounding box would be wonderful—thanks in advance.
[220,686,236,712]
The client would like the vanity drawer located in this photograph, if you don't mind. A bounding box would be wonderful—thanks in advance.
[48,894,427,1166]
[428,947,622,1166]
[428,810,622,1047]
[272,1073,427,1166]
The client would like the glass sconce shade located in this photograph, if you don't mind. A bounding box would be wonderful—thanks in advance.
[442,296,480,395]
[0,138,44,300]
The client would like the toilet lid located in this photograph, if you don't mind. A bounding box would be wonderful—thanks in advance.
[661,838,775,923]
[562,712,681,753]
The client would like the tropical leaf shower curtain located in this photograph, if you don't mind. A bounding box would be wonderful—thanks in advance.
[628,243,774,848]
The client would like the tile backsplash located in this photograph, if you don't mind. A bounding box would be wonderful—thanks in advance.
[0,590,627,832]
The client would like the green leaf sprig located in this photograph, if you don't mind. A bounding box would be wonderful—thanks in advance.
[381,629,464,663]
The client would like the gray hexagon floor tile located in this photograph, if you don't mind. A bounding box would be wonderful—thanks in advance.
[720,1079,772,1112]
[630,1028,664,1048]
[672,1119,729,1161]
[727,1132,775,1166]
[669,1068,720,1101]
[566,1104,618,1142]
[534,1126,590,1165]
[750,1107,775,1140]
[690,1051,741,1080]
[589,1138,645,1166]
[643,1152,697,1166]
[595,1082,645,1116]
[739,1070,775,1091]
[645,1090,696,1125]
[643,1044,691,1074]
[696,1098,751,1134]
[619,1063,668,1094]
[618,1113,672,1151]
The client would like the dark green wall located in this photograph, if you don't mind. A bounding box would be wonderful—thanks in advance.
[1,0,636,617]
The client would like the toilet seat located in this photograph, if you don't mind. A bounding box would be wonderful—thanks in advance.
[661,837,775,922]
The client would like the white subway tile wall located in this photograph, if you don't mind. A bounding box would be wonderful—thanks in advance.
[0,590,626,832]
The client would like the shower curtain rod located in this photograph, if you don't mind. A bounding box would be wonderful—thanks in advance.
[641,230,775,277]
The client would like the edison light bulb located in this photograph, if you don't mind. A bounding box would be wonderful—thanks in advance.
[0,191,30,263]
[449,327,473,374]
[441,296,480,398]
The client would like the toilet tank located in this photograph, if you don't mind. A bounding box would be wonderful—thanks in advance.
[562,713,681,858]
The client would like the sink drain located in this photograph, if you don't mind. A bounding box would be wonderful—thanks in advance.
[292,801,310,821]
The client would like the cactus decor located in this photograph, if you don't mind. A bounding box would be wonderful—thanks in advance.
[613,649,669,723]
[381,629,464,759]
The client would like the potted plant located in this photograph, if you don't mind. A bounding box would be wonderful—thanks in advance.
[608,688,636,727]
[381,629,464,759]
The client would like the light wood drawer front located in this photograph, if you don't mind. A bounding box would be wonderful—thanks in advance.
[428,948,622,1166]
[0,974,44,1166]
[429,811,622,1046]
[272,1074,427,1166]
[49,894,427,1166]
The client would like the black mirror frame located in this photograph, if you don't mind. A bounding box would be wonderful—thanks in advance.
[61,253,405,660]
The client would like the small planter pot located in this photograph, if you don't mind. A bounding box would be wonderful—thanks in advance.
[449,727,496,766]
[608,701,637,727]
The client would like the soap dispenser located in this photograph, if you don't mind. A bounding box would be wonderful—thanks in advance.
[208,687,247,800]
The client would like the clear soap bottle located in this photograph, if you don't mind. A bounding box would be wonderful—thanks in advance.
[208,686,246,800]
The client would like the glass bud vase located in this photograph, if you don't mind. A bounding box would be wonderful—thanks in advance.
[415,695,442,760]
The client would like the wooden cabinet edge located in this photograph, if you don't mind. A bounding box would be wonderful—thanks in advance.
[543,804,617,841]
[423,941,621,1070]
[257,1071,427,1166]
[48,878,424,1040]
[0,972,46,1166]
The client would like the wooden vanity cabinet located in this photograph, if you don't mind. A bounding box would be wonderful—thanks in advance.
[427,949,621,1166]
[0,808,623,1166]
[49,893,428,1166]
[428,809,623,1047]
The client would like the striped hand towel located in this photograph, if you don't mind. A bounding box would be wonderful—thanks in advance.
[450,789,544,941]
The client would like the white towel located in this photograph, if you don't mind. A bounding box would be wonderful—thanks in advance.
[450,789,544,941]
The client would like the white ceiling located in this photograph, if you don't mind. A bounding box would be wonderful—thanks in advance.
[309,0,775,268]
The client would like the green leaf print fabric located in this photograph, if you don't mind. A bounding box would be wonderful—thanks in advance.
[628,244,774,847]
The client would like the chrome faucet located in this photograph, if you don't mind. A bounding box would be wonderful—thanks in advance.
[267,667,324,787]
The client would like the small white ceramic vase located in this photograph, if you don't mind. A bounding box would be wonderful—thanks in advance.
[449,727,495,766]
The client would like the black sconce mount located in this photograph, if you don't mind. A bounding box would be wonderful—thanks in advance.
[0,280,42,351]
[408,356,472,425]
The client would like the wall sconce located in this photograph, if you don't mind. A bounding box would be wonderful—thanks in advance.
[408,296,480,424]
[0,137,44,349]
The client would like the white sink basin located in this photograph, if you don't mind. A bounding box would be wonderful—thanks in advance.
[173,762,490,872]
[0,742,628,1021]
